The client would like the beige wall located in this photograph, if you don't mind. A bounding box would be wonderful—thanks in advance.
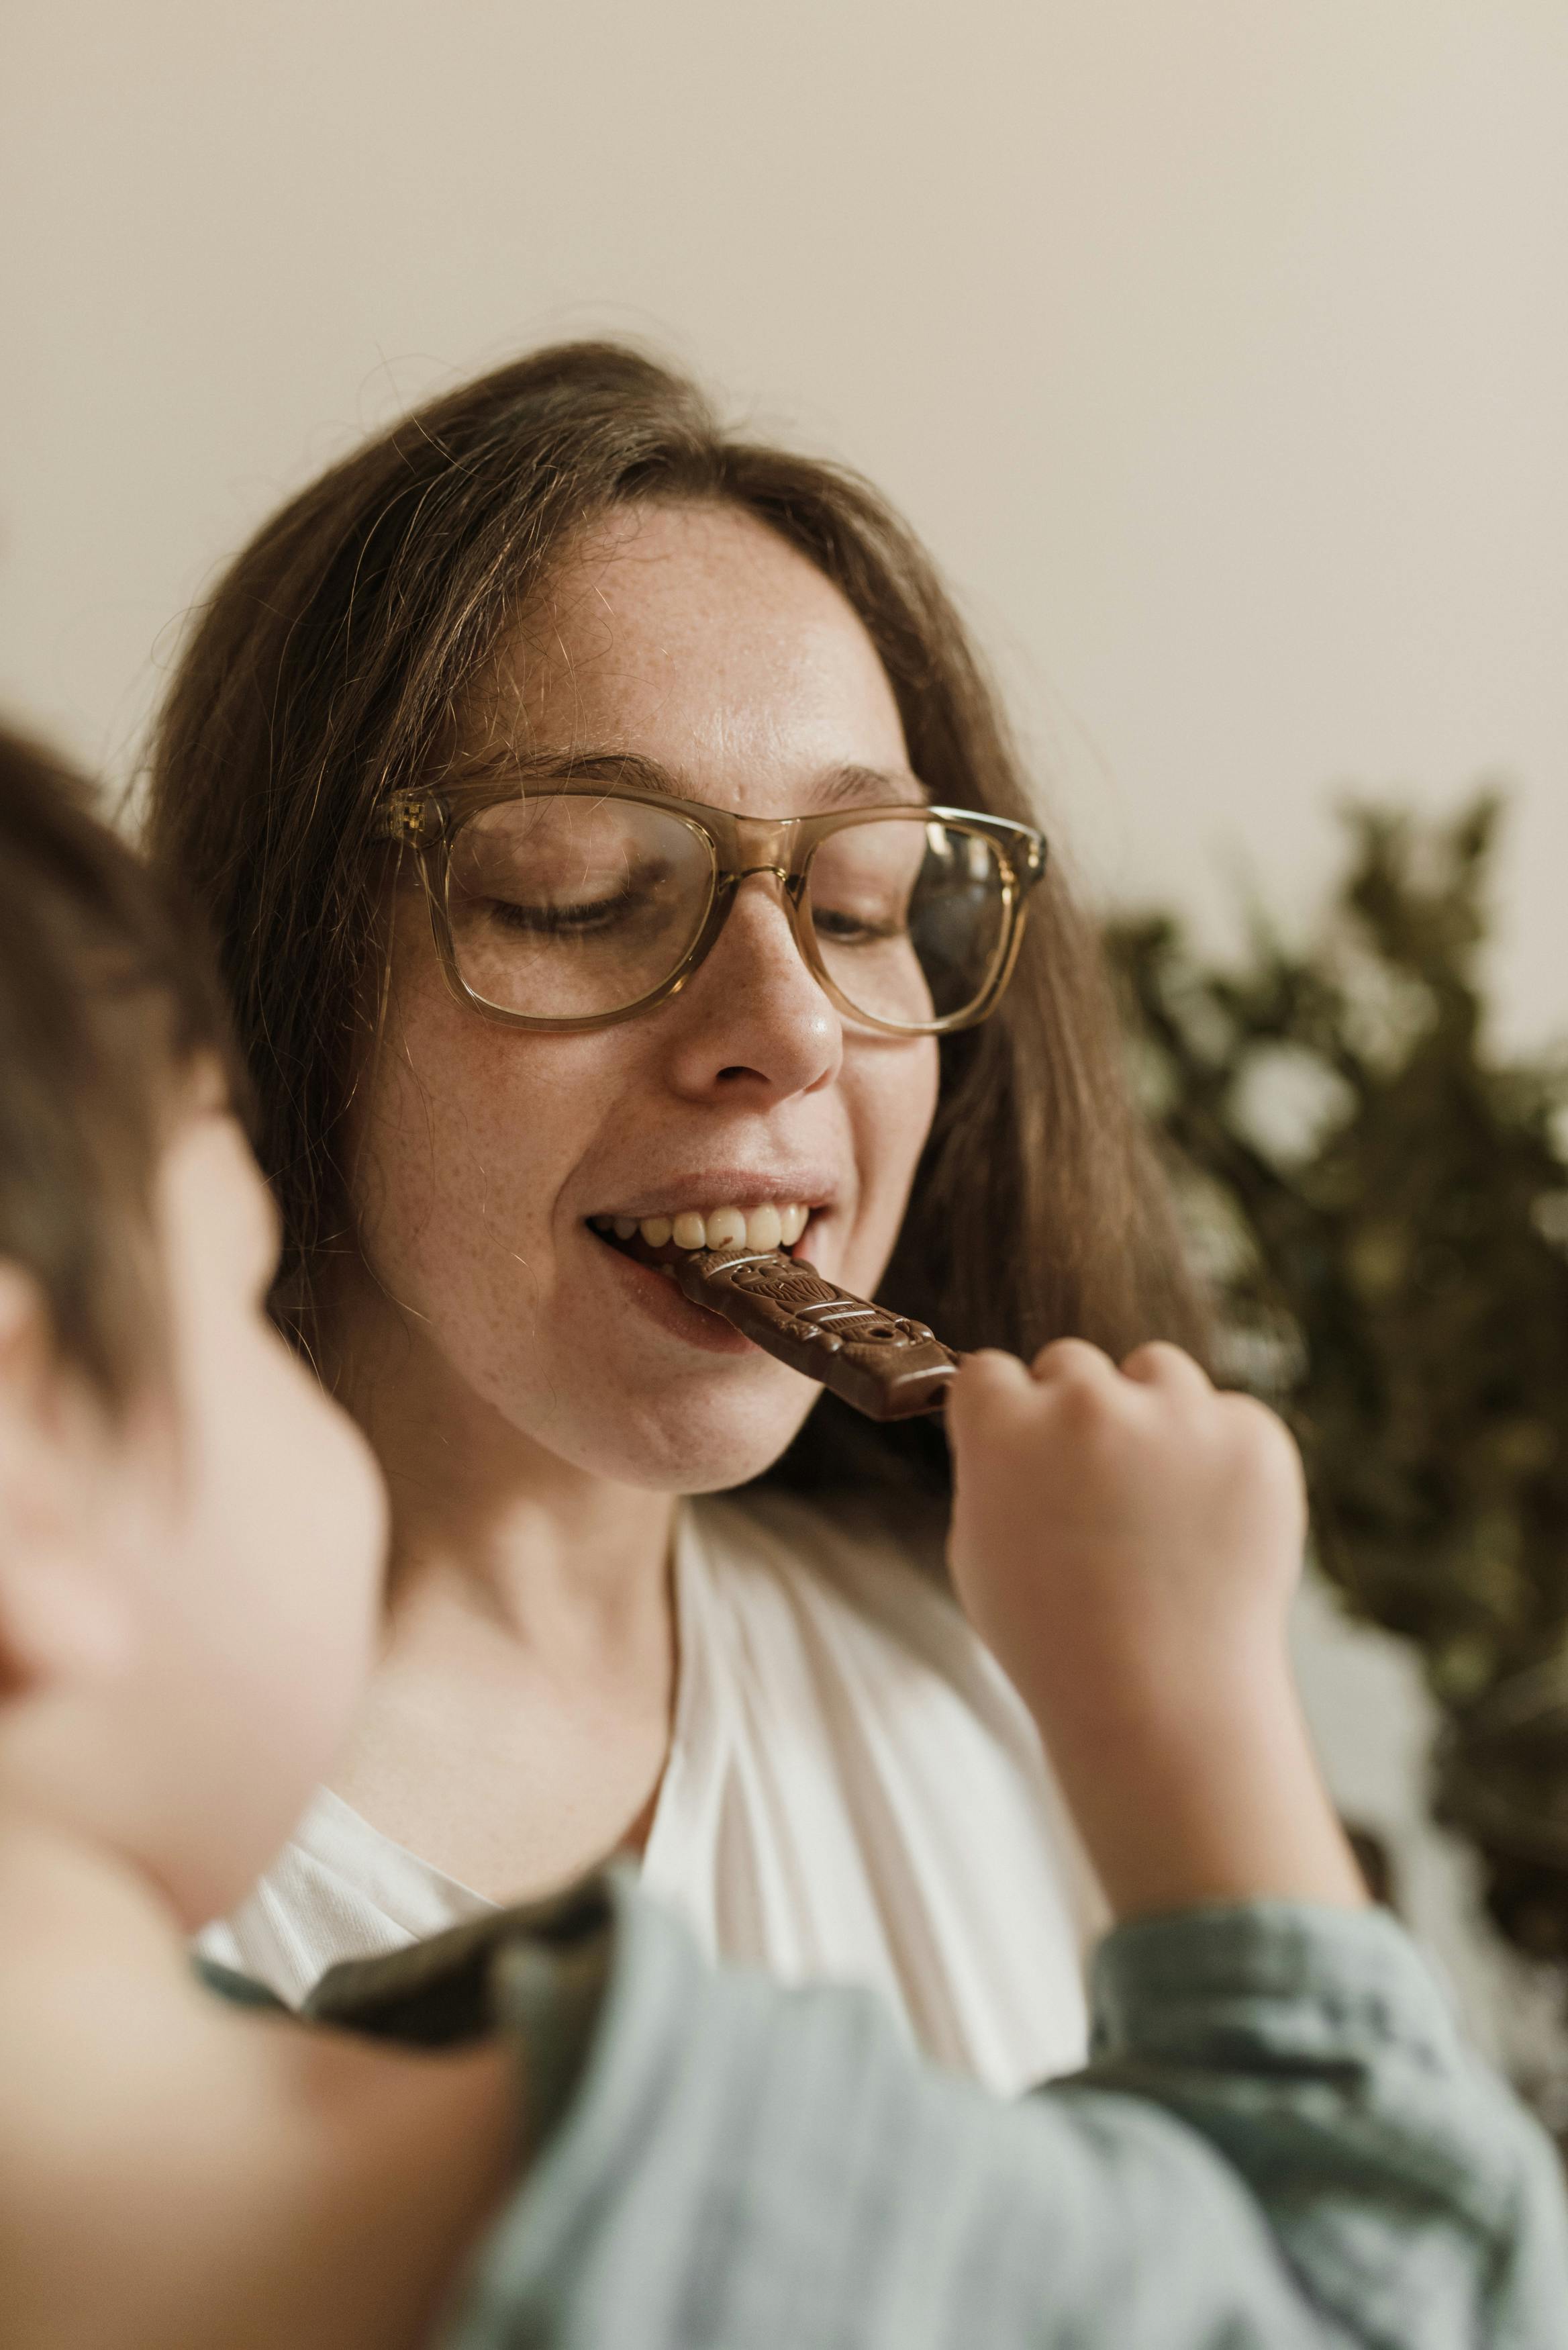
[3,1,1567,2054]
[4,0,1564,1026]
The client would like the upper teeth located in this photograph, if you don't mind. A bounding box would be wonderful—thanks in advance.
[594,1203,810,1251]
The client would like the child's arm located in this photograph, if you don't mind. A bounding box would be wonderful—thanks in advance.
[945,1336,1366,1920]
[357,1342,1568,2349]
[438,1870,1568,2350]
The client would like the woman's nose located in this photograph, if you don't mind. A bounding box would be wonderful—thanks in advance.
[663,872,842,1101]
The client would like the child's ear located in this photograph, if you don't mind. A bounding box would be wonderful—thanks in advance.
[0,1264,134,1701]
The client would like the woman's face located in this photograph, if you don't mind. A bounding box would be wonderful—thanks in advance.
[349,501,941,1491]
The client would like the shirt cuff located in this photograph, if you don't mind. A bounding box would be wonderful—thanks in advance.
[1088,1897,1464,2071]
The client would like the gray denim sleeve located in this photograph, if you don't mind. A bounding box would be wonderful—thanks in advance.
[439,1885,1568,2350]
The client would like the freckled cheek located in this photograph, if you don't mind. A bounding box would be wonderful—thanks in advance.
[356,979,627,1292]
[846,1039,940,1256]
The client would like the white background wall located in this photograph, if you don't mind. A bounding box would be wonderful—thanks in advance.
[4,0,1567,2064]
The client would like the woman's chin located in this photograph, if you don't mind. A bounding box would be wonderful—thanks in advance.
[526,1359,820,1495]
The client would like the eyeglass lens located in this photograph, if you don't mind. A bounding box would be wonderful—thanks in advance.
[445,798,1012,1029]
[802,816,1008,1026]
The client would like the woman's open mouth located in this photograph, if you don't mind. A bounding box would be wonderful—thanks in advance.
[584,1198,820,1356]
[589,1200,813,1273]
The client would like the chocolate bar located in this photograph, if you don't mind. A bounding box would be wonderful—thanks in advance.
[674,1248,959,1420]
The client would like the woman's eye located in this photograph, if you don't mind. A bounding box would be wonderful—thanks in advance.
[812,904,905,946]
[487,891,632,935]
[467,859,681,939]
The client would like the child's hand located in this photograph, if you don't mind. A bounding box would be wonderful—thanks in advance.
[948,1339,1305,1730]
[946,1340,1365,1920]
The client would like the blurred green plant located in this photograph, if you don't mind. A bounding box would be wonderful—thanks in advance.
[1109,796,1568,1986]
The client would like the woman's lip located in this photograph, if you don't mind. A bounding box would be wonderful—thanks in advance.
[592,1230,765,1356]
[588,1201,832,1226]
[581,1172,838,1221]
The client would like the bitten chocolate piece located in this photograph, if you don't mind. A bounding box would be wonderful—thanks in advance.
[674,1248,959,1420]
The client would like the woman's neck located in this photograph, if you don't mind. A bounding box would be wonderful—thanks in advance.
[321,1294,682,1901]
[0,1814,515,2350]
[324,1271,678,1638]
[387,1446,677,1655]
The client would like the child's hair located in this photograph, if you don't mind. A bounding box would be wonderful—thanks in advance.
[0,723,236,1404]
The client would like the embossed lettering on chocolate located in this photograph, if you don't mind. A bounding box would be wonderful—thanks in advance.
[675,1248,959,1421]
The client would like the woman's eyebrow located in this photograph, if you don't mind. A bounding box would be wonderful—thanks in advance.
[557,755,930,807]
[450,747,680,794]
[446,749,929,806]
[814,763,929,808]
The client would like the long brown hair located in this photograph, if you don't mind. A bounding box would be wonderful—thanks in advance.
[145,341,1206,1495]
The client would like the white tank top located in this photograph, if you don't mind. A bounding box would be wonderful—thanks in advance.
[198,1491,1100,2092]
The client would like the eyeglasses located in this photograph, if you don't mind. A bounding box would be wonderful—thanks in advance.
[381,775,1047,1037]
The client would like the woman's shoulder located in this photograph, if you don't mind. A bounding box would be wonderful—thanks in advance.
[690,1484,943,1626]
[681,1488,1106,2060]
[685,1487,1034,1744]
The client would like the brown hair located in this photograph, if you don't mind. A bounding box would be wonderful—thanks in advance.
[145,342,1206,1491]
[0,724,234,1404]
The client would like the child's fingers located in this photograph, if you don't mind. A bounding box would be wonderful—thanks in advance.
[1027,1336,1118,1388]
[1118,1341,1213,1396]
[949,1348,1034,1399]
[946,1347,1035,1435]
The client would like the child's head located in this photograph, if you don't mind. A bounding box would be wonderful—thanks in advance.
[0,726,385,1926]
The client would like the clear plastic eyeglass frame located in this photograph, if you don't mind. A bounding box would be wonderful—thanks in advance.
[380,778,1048,1037]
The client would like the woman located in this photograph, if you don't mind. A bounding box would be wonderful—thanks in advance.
[150,343,1204,2091]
